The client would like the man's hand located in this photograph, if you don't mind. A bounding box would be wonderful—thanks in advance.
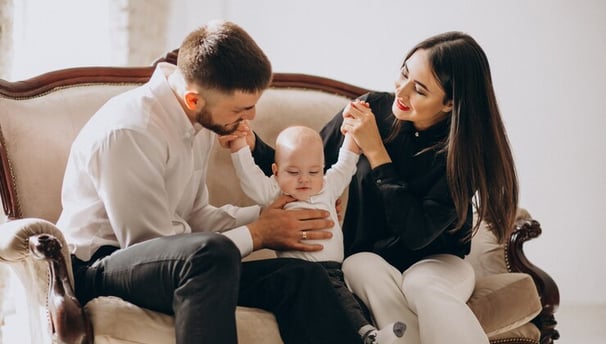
[248,195,333,251]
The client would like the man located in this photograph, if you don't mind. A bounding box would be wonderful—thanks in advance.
[58,20,361,344]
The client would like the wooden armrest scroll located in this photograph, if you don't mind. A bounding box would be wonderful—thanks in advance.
[29,234,93,344]
[506,218,560,344]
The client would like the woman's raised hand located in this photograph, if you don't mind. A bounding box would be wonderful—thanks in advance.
[341,100,391,167]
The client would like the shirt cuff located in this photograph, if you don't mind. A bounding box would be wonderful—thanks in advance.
[371,162,398,181]
[222,205,260,257]
[222,225,254,257]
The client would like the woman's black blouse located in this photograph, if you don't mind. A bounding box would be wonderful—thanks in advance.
[251,92,472,272]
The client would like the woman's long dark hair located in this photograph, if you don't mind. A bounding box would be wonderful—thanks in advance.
[389,32,518,243]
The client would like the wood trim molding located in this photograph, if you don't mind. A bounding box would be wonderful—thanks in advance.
[0,67,155,99]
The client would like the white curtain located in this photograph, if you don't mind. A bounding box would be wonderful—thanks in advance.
[0,0,14,80]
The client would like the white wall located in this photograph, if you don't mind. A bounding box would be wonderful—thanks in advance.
[10,0,112,80]
[167,0,606,306]
[6,0,605,306]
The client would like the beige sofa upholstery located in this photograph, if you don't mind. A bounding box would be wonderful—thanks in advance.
[0,52,560,344]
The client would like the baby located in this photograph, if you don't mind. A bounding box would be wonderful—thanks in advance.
[228,118,406,344]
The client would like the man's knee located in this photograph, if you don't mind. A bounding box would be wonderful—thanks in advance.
[193,233,240,269]
[177,234,241,285]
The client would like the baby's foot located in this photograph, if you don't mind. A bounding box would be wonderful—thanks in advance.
[363,322,407,344]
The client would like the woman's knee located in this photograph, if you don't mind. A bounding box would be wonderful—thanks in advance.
[343,252,403,297]
[342,252,384,278]
[401,254,475,301]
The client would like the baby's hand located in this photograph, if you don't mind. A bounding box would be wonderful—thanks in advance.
[230,135,248,152]
[217,120,252,152]
[343,133,361,155]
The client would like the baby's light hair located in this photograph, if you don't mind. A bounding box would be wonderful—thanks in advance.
[274,126,324,165]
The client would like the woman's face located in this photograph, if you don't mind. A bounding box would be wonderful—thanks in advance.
[392,49,453,131]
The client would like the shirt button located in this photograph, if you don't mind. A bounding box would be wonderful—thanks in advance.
[376,179,383,184]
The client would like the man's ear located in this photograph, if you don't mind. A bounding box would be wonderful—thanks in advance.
[442,100,454,113]
[271,163,279,176]
[184,90,205,111]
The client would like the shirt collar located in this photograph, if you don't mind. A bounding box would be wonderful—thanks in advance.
[149,62,199,139]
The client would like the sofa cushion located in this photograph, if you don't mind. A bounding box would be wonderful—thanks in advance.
[86,272,541,343]
[468,273,542,337]
[86,296,174,344]
[466,208,533,279]
[466,221,508,278]
[85,296,284,344]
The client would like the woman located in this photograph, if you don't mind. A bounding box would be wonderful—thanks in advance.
[336,31,517,343]
[248,31,518,343]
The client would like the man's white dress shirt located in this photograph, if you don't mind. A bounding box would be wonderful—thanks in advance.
[57,63,259,261]
[231,147,359,263]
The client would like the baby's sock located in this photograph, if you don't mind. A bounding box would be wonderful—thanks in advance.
[360,321,407,344]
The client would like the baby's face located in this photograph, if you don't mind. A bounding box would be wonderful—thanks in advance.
[273,145,324,201]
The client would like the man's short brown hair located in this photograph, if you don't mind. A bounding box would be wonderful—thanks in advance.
[178,20,272,93]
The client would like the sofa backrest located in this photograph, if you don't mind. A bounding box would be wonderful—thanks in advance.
[0,82,139,222]
[0,65,367,224]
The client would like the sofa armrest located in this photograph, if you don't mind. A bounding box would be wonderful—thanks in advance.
[0,218,93,344]
[506,216,560,344]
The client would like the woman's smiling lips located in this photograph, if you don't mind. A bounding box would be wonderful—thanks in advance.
[396,99,410,111]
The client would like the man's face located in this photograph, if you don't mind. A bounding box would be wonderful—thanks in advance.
[195,106,240,135]
[194,90,261,135]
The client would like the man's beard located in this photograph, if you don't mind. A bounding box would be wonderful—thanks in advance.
[195,108,240,136]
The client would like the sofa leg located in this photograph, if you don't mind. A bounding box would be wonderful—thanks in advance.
[534,311,559,344]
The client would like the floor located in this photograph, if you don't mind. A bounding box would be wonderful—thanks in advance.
[0,268,604,343]
[552,302,606,344]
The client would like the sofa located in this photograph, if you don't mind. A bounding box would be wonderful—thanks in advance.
[0,50,560,344]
